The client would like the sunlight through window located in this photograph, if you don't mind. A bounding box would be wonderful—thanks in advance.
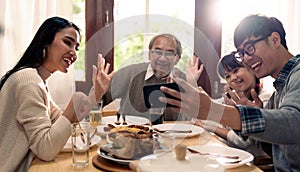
[219,0,291,92]
[114,0,195,71]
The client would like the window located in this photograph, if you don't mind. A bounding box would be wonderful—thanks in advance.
[73,0,86,81]
[78,0,196,95]
[113,0,195,71]
[81,0,218,97]
[219,0,297,92]
[82,0,298,97]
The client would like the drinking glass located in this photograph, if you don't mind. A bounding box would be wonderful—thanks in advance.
[149,107,165,125]
[71,122,91,167]
[89,100,103,128]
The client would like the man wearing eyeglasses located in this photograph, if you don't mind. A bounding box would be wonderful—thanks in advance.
[159,14,300,171]
[96,33,202,123]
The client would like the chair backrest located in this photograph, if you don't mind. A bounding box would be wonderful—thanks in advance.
[102,110,117,117]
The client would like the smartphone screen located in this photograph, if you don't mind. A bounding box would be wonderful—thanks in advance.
[143,82,184,108]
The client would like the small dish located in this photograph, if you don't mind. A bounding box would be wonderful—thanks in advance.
[61,135,102,152]
[138,151,225,172]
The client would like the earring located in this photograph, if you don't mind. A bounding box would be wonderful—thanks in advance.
[43,48,46,58]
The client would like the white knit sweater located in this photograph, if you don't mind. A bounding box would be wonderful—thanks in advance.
[0,68,72,172]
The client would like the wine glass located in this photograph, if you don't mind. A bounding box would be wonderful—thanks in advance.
[89,100,103,128]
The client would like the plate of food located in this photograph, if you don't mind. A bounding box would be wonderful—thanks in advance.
[187,145,254,169]
[152,123,204,138]
[98,124,162,165]
[97,116,150,137]
[61,134,102,152]
[105,124,151,143]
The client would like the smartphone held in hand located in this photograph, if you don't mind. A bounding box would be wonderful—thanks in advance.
[143,82,183,108]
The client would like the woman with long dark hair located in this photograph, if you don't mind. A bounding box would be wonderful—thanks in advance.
[0,16,113,171]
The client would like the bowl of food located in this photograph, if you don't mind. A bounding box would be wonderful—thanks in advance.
[99,124,162,162]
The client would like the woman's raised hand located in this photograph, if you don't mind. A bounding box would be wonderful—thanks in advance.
[92,54,114,103]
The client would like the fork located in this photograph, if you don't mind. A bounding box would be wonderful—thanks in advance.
[90,128,97,139]
[187,147,240,159]
[153,128,192,133]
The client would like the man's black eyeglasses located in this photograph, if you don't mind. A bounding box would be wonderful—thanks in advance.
[236,35,269,62]
[150,49,177,59]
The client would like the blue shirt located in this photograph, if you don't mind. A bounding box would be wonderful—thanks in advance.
[236,55,300,134]
[236,54,300,171]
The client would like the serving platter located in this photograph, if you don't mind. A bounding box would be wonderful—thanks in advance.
[92,155,134,172]
[61,135,101,152]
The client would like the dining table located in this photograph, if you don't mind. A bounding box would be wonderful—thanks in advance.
[29,120,263,172]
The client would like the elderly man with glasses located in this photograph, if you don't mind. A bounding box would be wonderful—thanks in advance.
[160,14,300,171]
[93,33,202,124]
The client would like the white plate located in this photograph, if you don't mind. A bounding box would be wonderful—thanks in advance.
[188,145,254,169]
[61,135,102,152]
[97,144,134,165]
[97,116,150,137]
[138,152,225,172]
[102,116,150,125]
[153,123,204,138]
[96,125,110,137]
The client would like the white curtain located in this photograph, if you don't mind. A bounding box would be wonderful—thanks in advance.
[220,0,300,93]
[0,0,75,109]
[270,0,300,55]
[262,0,300,92]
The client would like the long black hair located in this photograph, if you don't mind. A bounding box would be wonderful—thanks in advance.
[217,52,260,98]
[0,16,81,90]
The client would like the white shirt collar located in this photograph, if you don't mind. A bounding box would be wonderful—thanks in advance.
[145,63,154,80]
[145,63,173,81]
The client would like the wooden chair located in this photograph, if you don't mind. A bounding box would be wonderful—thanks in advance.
[102,110,117,117]
[254,155,274,172]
